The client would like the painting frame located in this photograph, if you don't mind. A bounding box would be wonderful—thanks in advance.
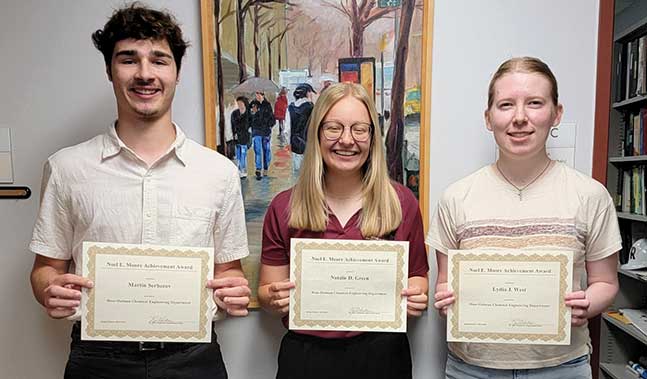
[200,0,434,308]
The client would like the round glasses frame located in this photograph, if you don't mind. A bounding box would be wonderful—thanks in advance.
[320,121,373,142]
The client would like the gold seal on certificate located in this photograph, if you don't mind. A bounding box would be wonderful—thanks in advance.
[289,238,409,333]
[81,242,215,343]
[447,249,573,345]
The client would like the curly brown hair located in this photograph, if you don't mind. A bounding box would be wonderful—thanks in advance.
[92,2,189,74]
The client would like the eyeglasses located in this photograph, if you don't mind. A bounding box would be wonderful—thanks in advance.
[320,121,372,142]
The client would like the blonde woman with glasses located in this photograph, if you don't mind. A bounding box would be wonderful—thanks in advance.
[258,82,429,379]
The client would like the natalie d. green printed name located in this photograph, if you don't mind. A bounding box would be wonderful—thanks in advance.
[330,274,370,281]
[105,261,195,271]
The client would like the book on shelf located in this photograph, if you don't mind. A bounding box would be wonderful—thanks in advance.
[622,107,647,156]
[620,165,646,215]
[634,113,641,156]
[625,41,635,99]
[617,35,647,102]
[624,112,633,156]
[617,42,627,102]
[641,36,647,95]
[624,169,632,212]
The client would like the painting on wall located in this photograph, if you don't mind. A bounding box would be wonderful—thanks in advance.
[200,0,433,306]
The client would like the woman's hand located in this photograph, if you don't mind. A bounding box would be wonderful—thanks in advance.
[402,286,428,317]
[263,280,295,316]
[402,275,429,317]
[433,282,455,318]
[565,291,590,327]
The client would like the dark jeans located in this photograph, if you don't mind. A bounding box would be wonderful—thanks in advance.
[253,135,271,170]
[64,323,227,379]
[276,331,412,379]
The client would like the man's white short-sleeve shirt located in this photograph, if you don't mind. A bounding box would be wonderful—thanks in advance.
[30,124,249,310]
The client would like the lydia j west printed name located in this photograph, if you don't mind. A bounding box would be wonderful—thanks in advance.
[466,266,556,294]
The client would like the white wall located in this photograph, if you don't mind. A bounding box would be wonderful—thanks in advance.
[428,0,600,208]
[0,1,600,378]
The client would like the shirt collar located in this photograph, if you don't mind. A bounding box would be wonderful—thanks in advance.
[102,121,188,166]
[294,98,311,106]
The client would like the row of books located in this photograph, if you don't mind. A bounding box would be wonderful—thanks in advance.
[621,166,647,215]
[616,35,647,102]
[622,107,647,156]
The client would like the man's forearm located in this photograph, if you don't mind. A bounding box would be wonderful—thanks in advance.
[30,255,70,307]
[215,267,245,279]
[30,265,59,306]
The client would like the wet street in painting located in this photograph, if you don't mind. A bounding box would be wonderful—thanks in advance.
[236,126,298,305]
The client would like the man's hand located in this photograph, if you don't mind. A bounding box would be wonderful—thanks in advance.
[207,277,251,317]
[43,273,93,319]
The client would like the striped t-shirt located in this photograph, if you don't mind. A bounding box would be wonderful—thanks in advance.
[427,161,621,369]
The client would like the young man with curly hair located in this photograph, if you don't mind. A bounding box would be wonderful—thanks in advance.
[29,4,250,378]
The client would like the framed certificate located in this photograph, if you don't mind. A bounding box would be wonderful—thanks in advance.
[81,242,215,342]
[447,249,573,345]
[289,238,409,333]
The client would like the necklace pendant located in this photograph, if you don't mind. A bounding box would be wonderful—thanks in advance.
[518,191,522,200]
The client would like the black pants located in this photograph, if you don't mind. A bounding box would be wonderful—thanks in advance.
[276,331,412,379]
[64,323,227,379]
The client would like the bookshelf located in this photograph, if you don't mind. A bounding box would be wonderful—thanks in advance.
[599,4,647,378]
[609,155,647,163]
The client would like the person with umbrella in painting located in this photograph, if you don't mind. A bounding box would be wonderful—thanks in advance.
[250,90,274,180]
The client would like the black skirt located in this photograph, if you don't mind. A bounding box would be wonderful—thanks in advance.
[276,331,412,379]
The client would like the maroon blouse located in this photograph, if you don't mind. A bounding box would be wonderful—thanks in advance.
[261,182,429,338]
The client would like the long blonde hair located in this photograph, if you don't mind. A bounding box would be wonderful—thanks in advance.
[288,82,402,238]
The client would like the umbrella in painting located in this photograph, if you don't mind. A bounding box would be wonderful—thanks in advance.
[230,76,280,94]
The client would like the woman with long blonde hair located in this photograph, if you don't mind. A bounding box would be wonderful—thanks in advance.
[258,82,429,379]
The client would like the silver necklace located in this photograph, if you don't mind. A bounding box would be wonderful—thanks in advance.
[496,160,552,200]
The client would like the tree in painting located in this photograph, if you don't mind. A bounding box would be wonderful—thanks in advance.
[214,1,235,154]
[235,0,291,83]
[322,0,397,57]
[386,0,416,182]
